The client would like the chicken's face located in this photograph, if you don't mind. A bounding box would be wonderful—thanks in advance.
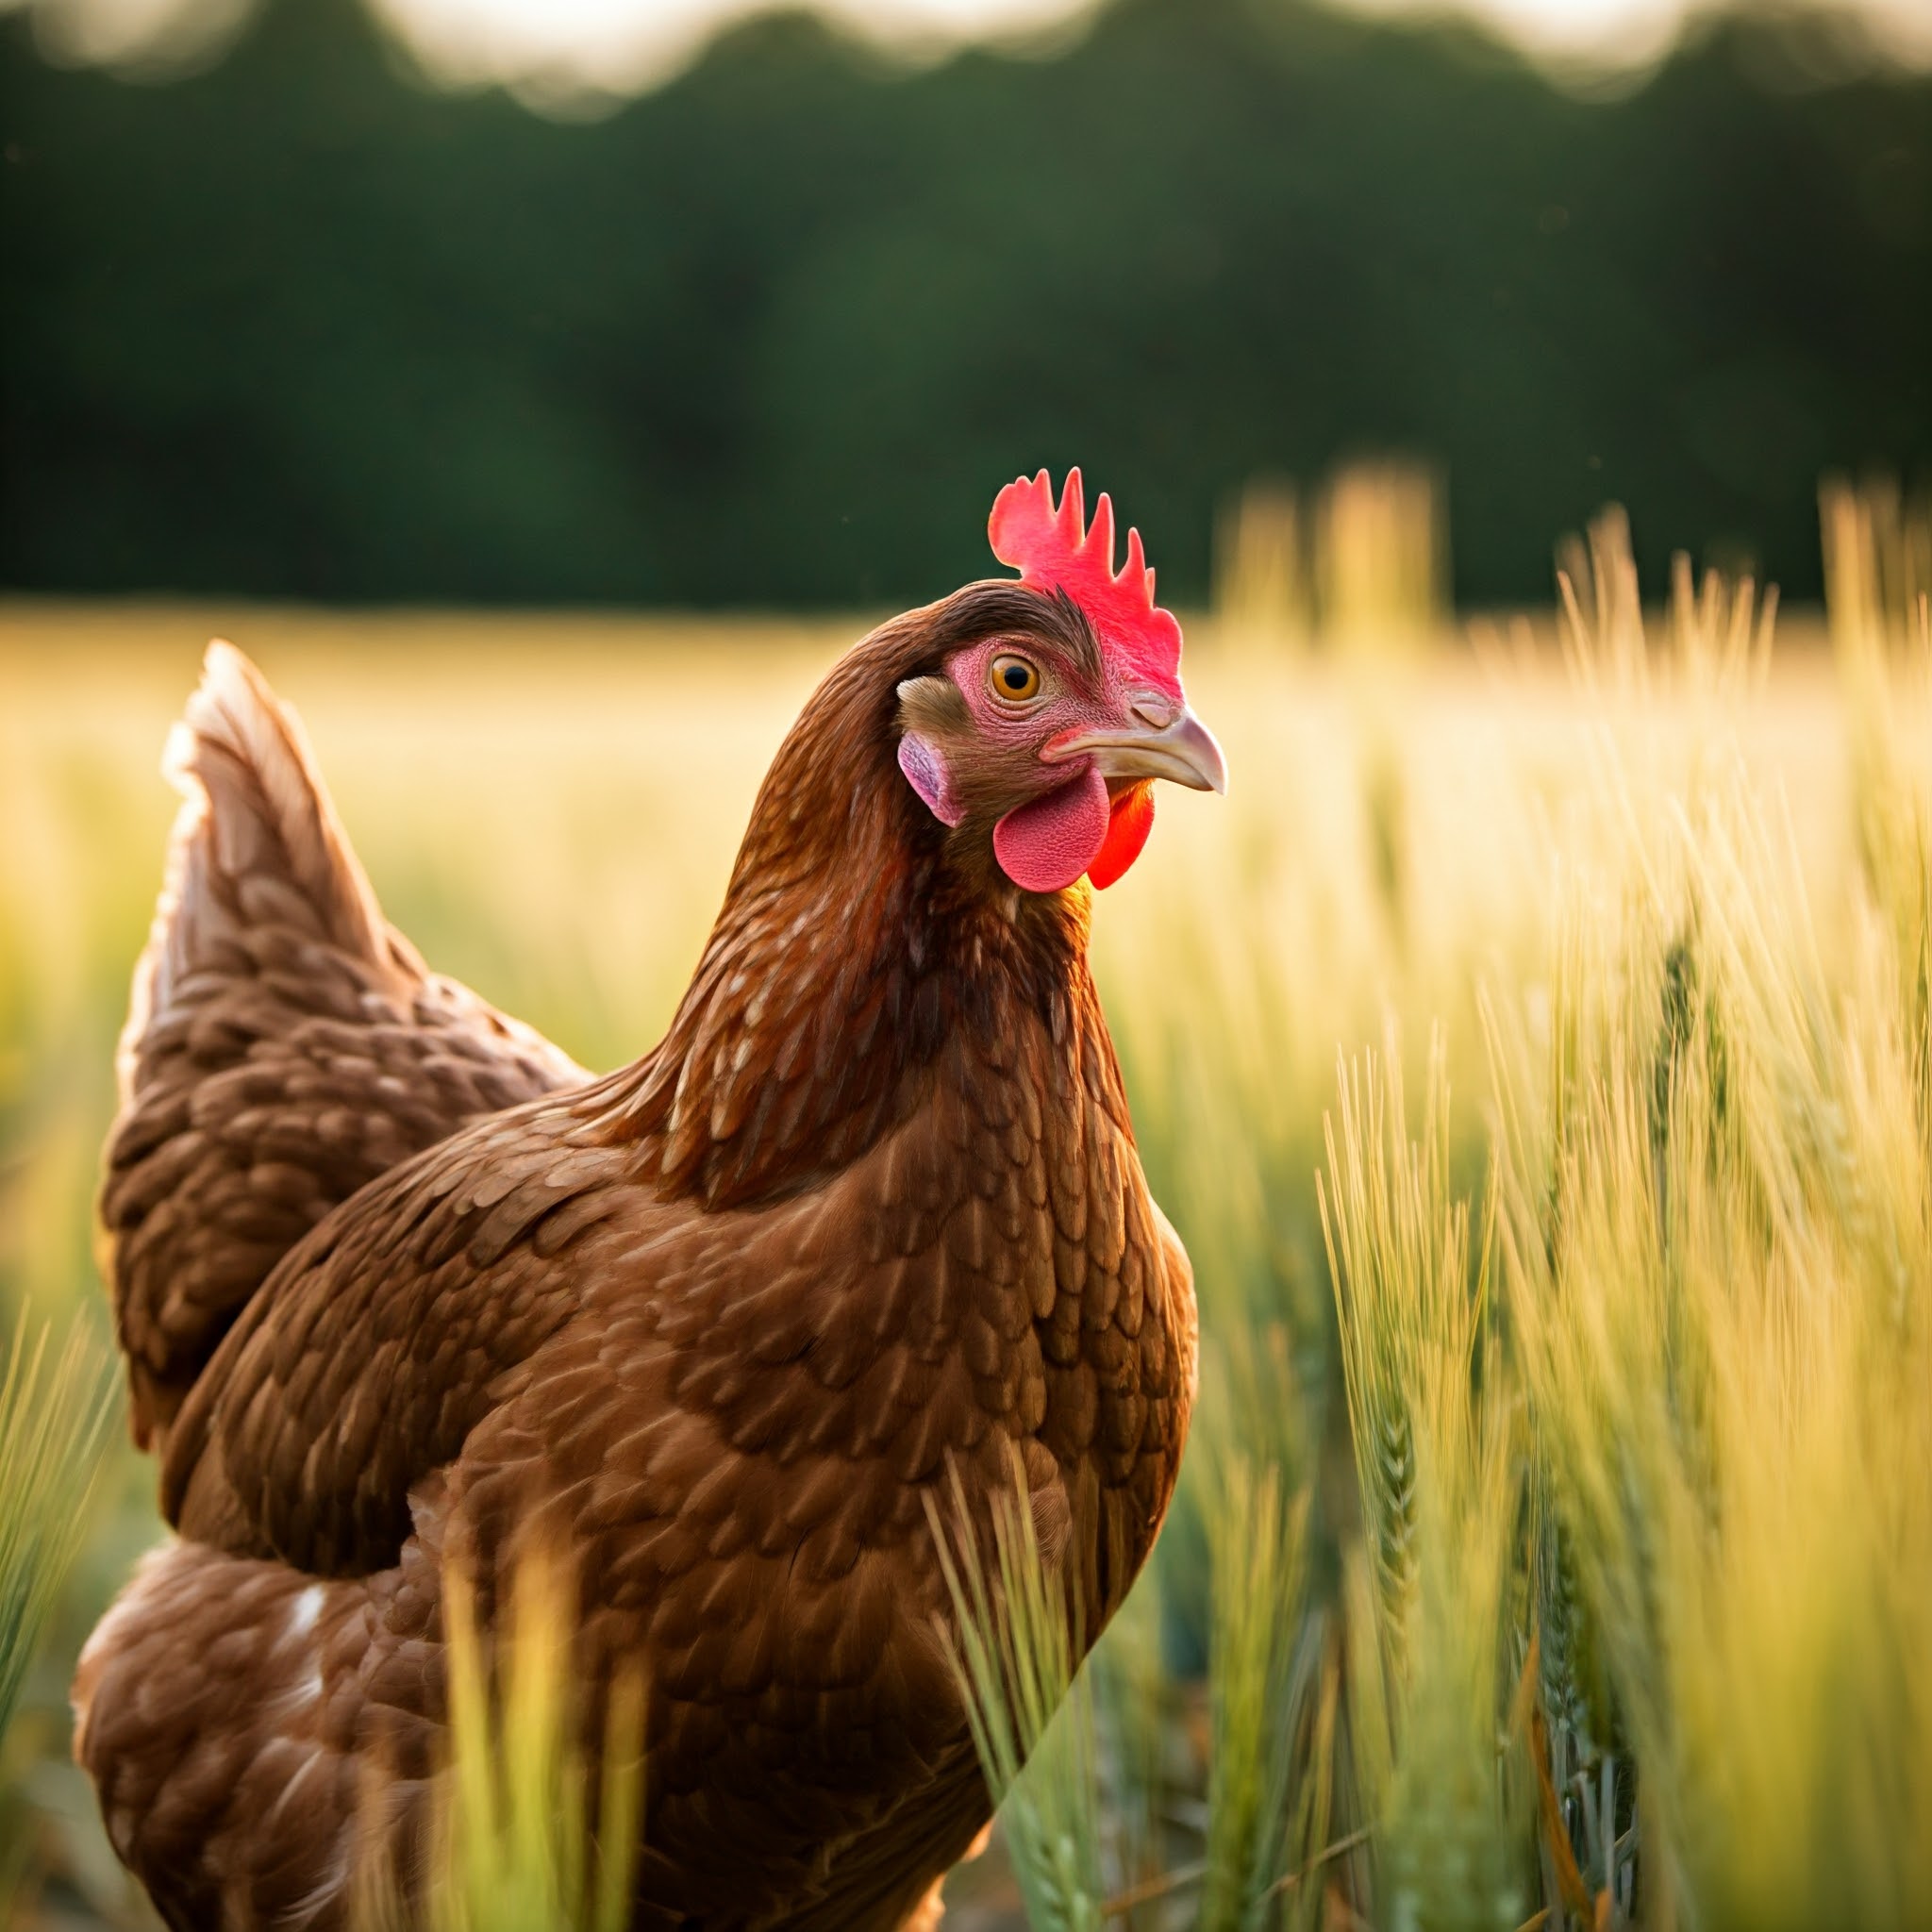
[895,470,1226,896]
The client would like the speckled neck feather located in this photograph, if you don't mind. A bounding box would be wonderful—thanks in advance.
[603,593,1109,1210]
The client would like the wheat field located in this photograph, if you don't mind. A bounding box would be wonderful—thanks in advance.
[1,484,1927,1931]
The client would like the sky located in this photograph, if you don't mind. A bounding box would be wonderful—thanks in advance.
[11,0,1932,98]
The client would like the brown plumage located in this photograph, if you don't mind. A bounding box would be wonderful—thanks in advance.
[75,477,1221,1931]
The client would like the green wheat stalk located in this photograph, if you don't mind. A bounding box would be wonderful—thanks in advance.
[356,1549,643,1932]
[0,1309,115,1745]
[928,1455,1106,1932]
[1200,1454,1309,1932]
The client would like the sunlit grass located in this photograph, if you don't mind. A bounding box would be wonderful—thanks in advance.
[930,1458,1108,1932]
[1484,499,1932,1928]
[0,475,1924,1929]
[1198,1456,1308,1932]
[0,1316,115,1750]
[0,1313,116,1907]
[352,1551,643,1932]
[1322,1039,1526,1932]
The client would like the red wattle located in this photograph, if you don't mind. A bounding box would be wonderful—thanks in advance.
[992,766,1111,893]
[1088,782,1155,889]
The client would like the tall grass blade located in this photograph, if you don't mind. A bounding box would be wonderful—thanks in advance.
[1321,1036,1529,1932]
[929,1456,1107,1932]
[355,1549,643,1932]
[1494,508,1932,1927]
[0,1311,115,1744]
[1200,1456,1309,1932]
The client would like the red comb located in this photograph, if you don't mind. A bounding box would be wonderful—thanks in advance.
[988,469,1183,699]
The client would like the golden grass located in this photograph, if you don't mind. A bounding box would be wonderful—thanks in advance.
[0,483,1924,1928]
[353,1553,644,1932]
[931,1459,1108,1932]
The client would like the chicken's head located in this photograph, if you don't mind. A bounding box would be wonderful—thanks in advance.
[895,469,1226,894]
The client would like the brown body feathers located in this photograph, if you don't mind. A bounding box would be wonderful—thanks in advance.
[75,608,1197,1930]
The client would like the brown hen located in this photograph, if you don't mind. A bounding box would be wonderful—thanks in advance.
[75,471,1224,1931]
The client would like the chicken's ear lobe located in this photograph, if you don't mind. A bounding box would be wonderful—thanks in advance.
[896,676,970,828]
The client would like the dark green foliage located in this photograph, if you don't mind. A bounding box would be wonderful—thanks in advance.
[2,0,1928,607]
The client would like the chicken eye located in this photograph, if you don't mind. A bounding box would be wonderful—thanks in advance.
[990,654,1041,703]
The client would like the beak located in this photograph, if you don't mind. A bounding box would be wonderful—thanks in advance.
[1048,706,1228,795]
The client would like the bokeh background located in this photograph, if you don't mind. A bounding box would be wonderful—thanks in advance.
[3,2,1932,1928]
[3,0,1930,608]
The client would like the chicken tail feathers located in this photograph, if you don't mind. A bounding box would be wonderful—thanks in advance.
[101,643,586,1455]
[147,641,394,1017]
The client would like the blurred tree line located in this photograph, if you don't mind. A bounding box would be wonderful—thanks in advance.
[1,0,1927,608]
